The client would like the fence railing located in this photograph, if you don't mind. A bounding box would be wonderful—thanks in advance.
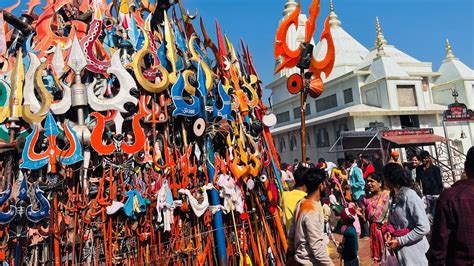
[416,141,466,186]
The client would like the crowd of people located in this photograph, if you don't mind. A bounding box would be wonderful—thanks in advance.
[281,146,474,266]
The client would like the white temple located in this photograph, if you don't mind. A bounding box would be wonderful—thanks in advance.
[268,0,474,167]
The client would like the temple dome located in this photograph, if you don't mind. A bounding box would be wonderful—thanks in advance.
[435,39,474,84]
[313,1,369,81]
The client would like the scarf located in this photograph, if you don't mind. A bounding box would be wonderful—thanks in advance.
[178,184,214,218]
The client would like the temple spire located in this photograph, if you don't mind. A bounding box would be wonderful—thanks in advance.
[329,0,342,28]
[445,38,455,60]
[375,17,387,57]
[283,0,297,17]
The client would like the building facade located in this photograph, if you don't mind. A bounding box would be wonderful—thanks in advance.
[268,0,474,165]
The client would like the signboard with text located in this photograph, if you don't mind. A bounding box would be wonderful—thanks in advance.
[382,128,434,137]
[444,101,474,122]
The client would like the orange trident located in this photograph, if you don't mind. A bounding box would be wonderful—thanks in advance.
[274,0,335,97]
[274,0,335,161]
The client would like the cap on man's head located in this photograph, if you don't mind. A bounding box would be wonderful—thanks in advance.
[391,150,399,157]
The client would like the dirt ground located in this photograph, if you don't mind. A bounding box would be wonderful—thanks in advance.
[328,233,373,266]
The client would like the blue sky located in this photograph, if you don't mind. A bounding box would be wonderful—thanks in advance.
[2,0,473,91]
[187,0,473,86]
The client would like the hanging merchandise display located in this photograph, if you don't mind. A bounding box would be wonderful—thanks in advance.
[0,0,292,265]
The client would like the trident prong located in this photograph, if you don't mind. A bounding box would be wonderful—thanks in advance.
[68,34,88,75]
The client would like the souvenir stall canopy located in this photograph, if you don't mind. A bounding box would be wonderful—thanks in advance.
[330,128,445,164]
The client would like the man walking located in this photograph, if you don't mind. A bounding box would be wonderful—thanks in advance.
[416,150,443,222]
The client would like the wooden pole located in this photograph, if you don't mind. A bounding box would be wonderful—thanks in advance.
[300,69,307,162]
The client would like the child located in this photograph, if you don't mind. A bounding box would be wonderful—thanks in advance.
[337,207,360,266]
[340,202,361,236]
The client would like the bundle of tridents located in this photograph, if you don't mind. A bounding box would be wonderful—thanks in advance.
[0,0,334,265]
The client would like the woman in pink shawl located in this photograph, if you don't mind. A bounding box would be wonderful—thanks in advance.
[363,172,390,264]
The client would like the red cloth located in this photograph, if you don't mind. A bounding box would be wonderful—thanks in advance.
[382,223,410,237]
[362,164,375,179]
[369,223,384,262]
[268,180,279,214]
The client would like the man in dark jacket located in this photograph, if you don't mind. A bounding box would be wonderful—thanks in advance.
[426,146,474,265]
[416,151,443,222]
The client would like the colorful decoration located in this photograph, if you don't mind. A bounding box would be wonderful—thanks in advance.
[274,0,335,160]
[0,0,288,265]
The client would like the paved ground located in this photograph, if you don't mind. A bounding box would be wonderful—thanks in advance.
[328,233,373,266]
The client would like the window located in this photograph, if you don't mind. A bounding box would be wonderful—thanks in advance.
[316,128,330,147]
[290,135,298,151]
[365,88,379,107]
[316,94,337,112]
[294,107,300,119]
[397,85,417,107]
[306,133,311,147]
[421,77,429,92]
[276,111,290,123]
[279,137,287,152]
[335,123,348,139]
[400,115,419,128]
[343,88,353,104]
[294,105,312,119]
